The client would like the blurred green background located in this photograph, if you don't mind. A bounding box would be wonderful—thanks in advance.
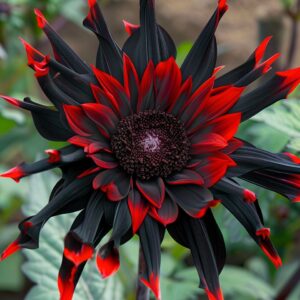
[0,0,300,299]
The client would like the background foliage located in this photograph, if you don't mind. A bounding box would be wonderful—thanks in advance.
[0,0,300,299]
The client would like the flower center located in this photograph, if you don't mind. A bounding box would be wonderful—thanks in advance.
[111,111,191,180]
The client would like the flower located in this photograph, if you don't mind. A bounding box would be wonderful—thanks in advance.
[1,0,300,299]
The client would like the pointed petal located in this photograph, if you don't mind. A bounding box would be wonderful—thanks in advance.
[167,185,214,218]
[83,0,123,80]
[181,0,228,90]
[136,177,165,208]
[128,184,149,233]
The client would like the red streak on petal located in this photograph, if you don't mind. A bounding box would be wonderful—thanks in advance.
[0,166,25,183]
[123,20,140,36]
[0,95,22,107]
[96,248,120,279]
[34,9,47,29]
[284,152,300,164]
[209,200,221,208]
[0,239,20,262]
[140,273,161,300]
[205,288,224,300]
[194,207,209,219]
[128,199,149,234]
[292,196,300,203]
[260,243,282,269]
[256,228,271,239]
[259,53,280,74]
[45,149,61,163]
[254,36,272,64]
[243,189,257,203]
[77,167,100,179]
[88,0,97,7]
[64,244,94,267]
[58,269,76,300]
[277,67,300,96]
[213,65,225,76]
[218,0,229,14]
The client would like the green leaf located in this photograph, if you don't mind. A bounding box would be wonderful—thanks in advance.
[22,172,124,300]
[220,266,275,300]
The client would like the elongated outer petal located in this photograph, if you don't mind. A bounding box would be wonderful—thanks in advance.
[181,0,228,91]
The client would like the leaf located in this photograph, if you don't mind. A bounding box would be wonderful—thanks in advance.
[0,252,24,292]
[274,261,300,300]
[220,266,275,300]
[22,171,124,300]
[253,101,300,140]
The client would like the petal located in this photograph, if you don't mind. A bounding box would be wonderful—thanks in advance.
[82,103,119,135]
[167,185,214,218]
[168,211,224,300]
[128,184,149,233]
[122,0,176,76]
[155,57,182,111]
[194,154,236,187]
[63,105,96,136]
[34,9,90,74]
[83,0,123,80]
[150,195,179,226]
[136,177,165,208]
[123,20,140,36]
[138,216,164,300]
[190,113,241,141]
[229,67,300,121]
[90,152,118,169]
[215,36,275,87]
[137,61,155,112]
[0,95,73,141]
[93,169,131,201]
[181,0,228,91]
[191,133,228,155]
[93,66,131,116]
[96,242,120,278]
[166,169,204,186]
[123,54,139,111]
[214,189,281,268]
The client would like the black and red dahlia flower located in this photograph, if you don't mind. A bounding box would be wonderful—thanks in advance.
[1,0,300,299]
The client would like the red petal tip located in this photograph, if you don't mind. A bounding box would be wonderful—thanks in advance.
[292,196,300,203]
[260,244,282,269]
[0,95,21,107]
[64,244,94,266]
[140,273,161,300]
[123,20,140,36]
[0,166,25,182]
[88,0,97,7]
[209,200,221,208]
[284,152,300,164]
[205,288,224,300]
[0,240,20,262]
[243,189,257,203]
[34,9,47,29]
[58,273,75,300]
[260,53,280,74]
[256,228,271,239]
[45,149,61,163]
[213,65,225,75]
[96,247,120,279]
[276,67,300,95]
[254,36,272,63]
[218,0,229,13]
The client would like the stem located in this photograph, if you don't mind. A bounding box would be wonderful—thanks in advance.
[285,0,300,69]
[274,264,300,300]
[136,244,150,300]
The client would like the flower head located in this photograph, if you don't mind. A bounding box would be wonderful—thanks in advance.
[1,1,300,300]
